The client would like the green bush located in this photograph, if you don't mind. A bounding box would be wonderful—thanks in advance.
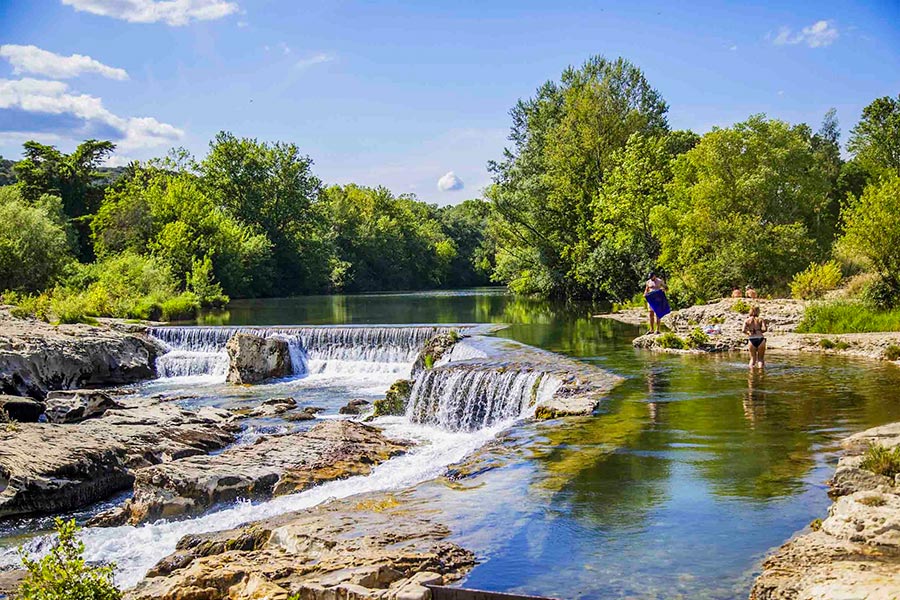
[790,260,843,300]
[708,316,725,325]
[819,338,836,349]
[835,341,850,350]
[17,518,121,600]
[686,327,710,349]
[731,299,751,314]
[187,255,229,309]
[656,332,686,349]
[885,345,900,361]
[160,293,199,322]
[798,301,900,334]
[859,444,900,479]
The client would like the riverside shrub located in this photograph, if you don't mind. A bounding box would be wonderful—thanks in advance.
[17,518,121,600]
[798,301,900,334]
[656,332,686,349]
[791,261,843,300]
[859,444,900,479]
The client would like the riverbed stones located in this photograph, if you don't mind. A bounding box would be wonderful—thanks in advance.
[127,493,476,600]
[96,420,409,525]
[750,421,900,599]
[244,397,297,418]
[43,389,123,423]
[225,333,293,384]
[0,308,161,399]
[339,398,371,415]
[0,394,43,422]
[0,398,237,520]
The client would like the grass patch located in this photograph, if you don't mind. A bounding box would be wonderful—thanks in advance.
[857,494,887,507]
[731,299,751,314]
[0,409,19,433]
[809,518,823,531]
[708,315,725,325]
[885,345,900,361]
[797,301,900,334]
[686,327,710,349]
[859,444,900,479]
[657,332,686,349]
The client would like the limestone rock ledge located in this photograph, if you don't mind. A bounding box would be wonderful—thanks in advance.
[749,422,900,600]
[127,493,476,600]
[92,420,410,526]
[0,398,237,520]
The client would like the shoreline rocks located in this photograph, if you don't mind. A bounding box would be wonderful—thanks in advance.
[92,420,409,526]
[750,422,900,599]
[127,492,476,600]
[0,308,162,399]
[0,398,237,520]
[225,332,293,384]
[0,395,43,422]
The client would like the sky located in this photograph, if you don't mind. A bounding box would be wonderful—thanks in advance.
[0,1,898,205]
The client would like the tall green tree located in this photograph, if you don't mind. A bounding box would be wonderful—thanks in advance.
[12,140,116,260]
[439,199,495,288]
[488,56,668,298]
[200,132,326,294]
[653,115,830,303]
[848,94,900,178]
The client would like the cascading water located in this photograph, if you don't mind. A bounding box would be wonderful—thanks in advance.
[406,366,563,432]
[150,325,459,378]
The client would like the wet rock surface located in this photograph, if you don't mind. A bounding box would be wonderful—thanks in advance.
[375,379,413,416]
[750,422,900,600]
[127,492,476,600]
[94,420,409,526]
[0,308,161,399]
[225,333,293,384]
[412,331,463,378]
[0,397,237,520]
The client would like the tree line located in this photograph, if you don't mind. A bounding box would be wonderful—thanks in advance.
[1,54,898,322]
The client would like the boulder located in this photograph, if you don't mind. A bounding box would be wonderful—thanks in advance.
[283,407,319,421]
[374,379,413,417]
[244,397,297,418]
[411,331,463,378]
[94,420,409,525]
[339,398,371,415]
[0,394,44,422]
[0,307,161,399]
[0,398,237,521]
[225,333,293,384]
[127,493,476,600]
[43,389,122,423]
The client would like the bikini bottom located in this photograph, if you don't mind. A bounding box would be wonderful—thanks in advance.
[749,336,765,348]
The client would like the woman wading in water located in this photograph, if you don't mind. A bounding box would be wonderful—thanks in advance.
[742,305,767,369]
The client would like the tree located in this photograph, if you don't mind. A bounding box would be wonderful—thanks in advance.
[439,199,495,288]
[488,55,668,298]
[0,157,15,185]
[848,94,900,178]
[653,115,830,303]
[0,187,72,293]
[12,140,116,260]
[200,132,325,294]
[839,175,900,298]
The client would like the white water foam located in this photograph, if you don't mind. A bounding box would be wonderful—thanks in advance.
[74,418,508,588]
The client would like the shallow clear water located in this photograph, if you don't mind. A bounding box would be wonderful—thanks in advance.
[5,289,900,599]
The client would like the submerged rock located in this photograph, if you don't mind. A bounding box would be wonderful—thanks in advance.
[43,389,123,423]
[0,308,161,399]
[128,493,475,600]
[0,394,43,422]
[95,420,409,525]
[0,399,237,521]
[339,398,371,415]
[225,333,293,384]
[750,421,900,599]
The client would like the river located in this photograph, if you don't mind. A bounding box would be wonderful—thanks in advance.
[4,288,900,599]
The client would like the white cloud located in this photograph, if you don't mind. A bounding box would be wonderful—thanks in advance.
[0,77,183,150]
[437,171,464,192]
[773,20,838,48]
[279,42,291,55]
[295,53,333,70]
[729,45,738,51]
[0,44,128,81]
[60,0,239,26]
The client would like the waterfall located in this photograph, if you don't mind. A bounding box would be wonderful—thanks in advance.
[149,326,460,378]
[406,366,563,432]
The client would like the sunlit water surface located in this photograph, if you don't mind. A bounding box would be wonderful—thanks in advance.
[4,288,900,599]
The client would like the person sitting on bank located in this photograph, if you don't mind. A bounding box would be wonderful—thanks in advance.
[742,305,767,369]
[745,285,758,299]
[731,287,743,298]
[644,272,667,335]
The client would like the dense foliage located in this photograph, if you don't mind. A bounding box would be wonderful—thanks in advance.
[1,56,898,323]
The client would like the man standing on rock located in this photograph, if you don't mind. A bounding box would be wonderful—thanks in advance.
[644,272,670,335]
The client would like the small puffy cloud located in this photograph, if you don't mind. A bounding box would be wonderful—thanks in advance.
[295,52,333,70]
[773,20,838,48]
[0,44,128,81]
[0,77,183,150]
[60,0,239,26]
[729,45,737,51]
[437,171,464,192]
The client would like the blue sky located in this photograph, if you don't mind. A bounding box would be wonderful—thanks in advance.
[1,1,898,205]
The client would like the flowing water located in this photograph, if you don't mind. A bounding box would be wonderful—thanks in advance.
[3,288,900,599]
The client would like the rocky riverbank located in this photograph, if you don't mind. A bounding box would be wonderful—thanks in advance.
[0,307,161,399]
[750,422,900,599]
[127,492,476,600]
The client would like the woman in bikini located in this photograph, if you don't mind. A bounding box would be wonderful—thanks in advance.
[742,305,767,369]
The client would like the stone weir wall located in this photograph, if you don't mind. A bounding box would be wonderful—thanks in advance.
[750,422,900,599]
[0,307,161,399]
